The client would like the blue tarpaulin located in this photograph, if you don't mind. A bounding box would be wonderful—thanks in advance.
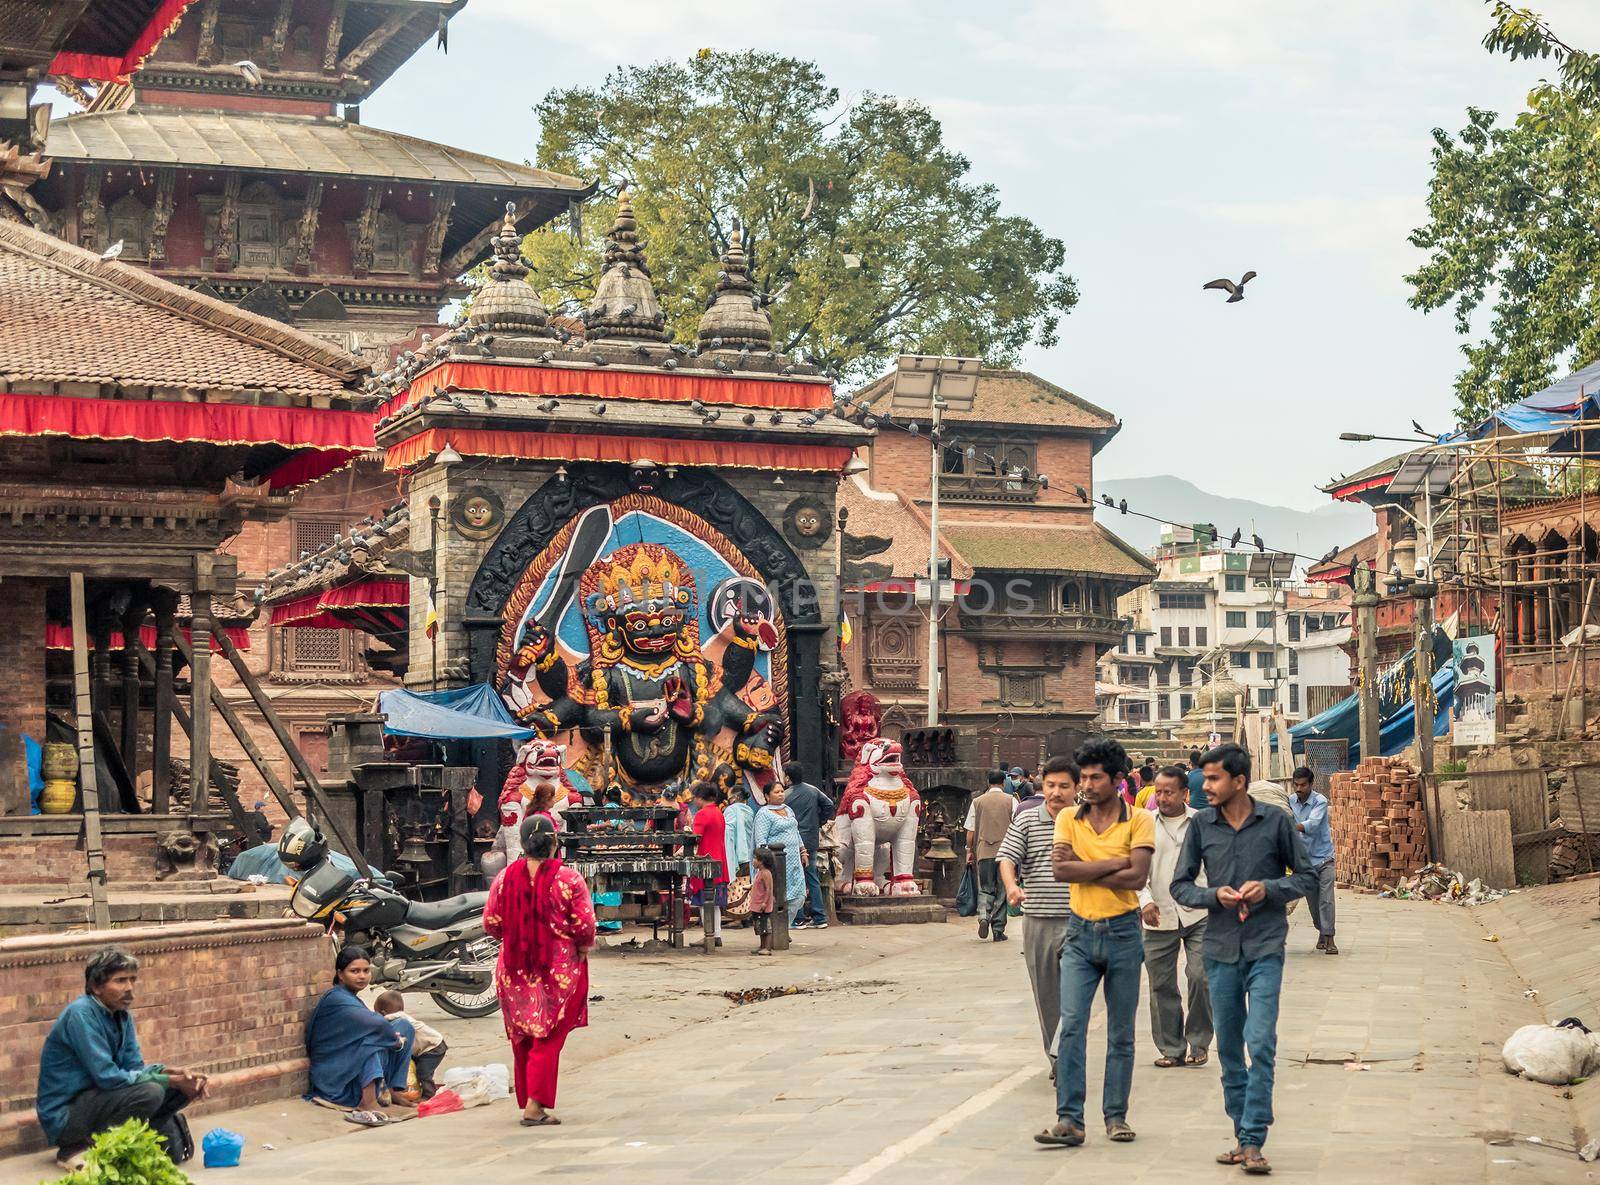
[1284,664,1455,764]
[1446,357,1600,444]
[377,684,536,740]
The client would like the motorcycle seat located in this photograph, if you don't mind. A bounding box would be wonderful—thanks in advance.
[404,891,489,929]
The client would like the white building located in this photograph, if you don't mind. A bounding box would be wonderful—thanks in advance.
[1099,527,1353,731]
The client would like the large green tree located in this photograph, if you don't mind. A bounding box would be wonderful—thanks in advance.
[1408,7,1600,422]
[518,51,1077,380]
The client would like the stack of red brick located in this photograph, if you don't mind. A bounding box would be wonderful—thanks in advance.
[1328,756,1430,889]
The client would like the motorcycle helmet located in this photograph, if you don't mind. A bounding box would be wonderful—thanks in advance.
[277,816,327,871]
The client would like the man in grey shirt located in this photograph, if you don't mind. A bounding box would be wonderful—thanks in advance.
[998,756,1077,1076]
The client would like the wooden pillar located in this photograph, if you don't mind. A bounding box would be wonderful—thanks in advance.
[1534,548,1551,646]
[119,598,144,795]
[189,558,215,818]
[1515,554,1532,647]
[70,574,112,930]
[150,589,177,814]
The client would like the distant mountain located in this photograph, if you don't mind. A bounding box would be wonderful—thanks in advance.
[1092,475,1371,565]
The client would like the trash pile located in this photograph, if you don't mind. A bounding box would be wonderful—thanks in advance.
[1381,862,1508,905]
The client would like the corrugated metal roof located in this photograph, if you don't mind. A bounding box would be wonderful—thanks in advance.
[46,108,588,191]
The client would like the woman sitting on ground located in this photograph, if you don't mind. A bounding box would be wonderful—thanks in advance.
[483,815,597,1128]
[304,946,415,1127]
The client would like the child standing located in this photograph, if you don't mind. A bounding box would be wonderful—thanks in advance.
[373,990,449,1099]
[748,848,776,957]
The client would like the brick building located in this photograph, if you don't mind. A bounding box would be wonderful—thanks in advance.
[840,369,1154,769]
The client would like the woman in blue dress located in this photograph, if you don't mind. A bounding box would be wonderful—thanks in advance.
[304,946,415,1126]
[723,786,756,876]
[752,782,806,924]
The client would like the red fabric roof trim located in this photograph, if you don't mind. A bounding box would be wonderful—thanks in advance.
[269,579,409,629]
[44,623,250,652]
[261,448,362,491]
[384,428,853,474]
[1327,473,1395,501]
[0,393,374,450]
[47,0,203,83]
[380,361,833,420]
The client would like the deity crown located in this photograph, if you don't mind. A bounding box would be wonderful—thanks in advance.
[592,547,688,608]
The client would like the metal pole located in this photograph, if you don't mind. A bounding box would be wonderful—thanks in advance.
[926,372,943,727]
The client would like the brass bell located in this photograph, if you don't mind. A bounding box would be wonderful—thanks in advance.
[395,831,432,866]
[925,835,958,862]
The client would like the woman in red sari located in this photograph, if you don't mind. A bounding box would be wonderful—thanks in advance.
[482,815,596,1126]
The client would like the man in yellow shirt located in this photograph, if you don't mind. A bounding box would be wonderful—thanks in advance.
[1035,737,1154,1150]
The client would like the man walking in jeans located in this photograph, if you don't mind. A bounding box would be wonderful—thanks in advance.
[965,770,1016,942]
[1289,766,1338,954]
[779,762,834,929]
[1035,738,1152,1148]
[1139,766,1212,1069]
[1172,744,1313,1176]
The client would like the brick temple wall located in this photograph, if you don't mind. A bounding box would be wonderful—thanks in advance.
[0,578,48,815]
[0,918,330,1157]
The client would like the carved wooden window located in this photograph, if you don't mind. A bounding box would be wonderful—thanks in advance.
[999,673,1044,707]
[940,437,1038,502]
[1059,580,1081,611]
[238,181,282,269]
[277,520,355,677]
[866,617,921,688]
[219,19,266,61]
[107,194,148,261]
[371,213,407,273]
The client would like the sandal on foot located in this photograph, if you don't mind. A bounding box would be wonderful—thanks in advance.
[1033,1123,1085,1147]
[1186,1051,1210,1066]
[520,1114,561,1127]
[1106,1120,1136,1142]
[1217,1148,1246,1165]
[1241,1150,1272,1174]
[1153,1056,1181,1068]
[345,1110,390,1127]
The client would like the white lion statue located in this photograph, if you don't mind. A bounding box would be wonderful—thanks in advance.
[834,737,922,897]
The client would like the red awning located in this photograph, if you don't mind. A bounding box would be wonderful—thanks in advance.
[44,623,251,652]
[47,0,203,83]
[0,394,375,490]
[269,578,409,630]
[385,428,854,475]
[378,360,833,420]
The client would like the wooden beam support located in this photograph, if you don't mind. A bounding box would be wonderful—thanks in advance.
[322,0,346,73]
[339,8,413,74]
[189,580,213,818]
[70,573,112,931]
[444,200,529,277]
[211,627,371,877]
[150,589,176,813]
[119,598,144,792]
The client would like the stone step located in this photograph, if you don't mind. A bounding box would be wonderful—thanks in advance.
[0,885,292,937]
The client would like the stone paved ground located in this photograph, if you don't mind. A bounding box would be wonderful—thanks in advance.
[4,894,1594,1185]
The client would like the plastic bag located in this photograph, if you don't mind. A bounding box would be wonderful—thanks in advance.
[202,1128,244,1168]
[438,1063,511,1101]
[417,1088,463,1117]
[955,866,977,917]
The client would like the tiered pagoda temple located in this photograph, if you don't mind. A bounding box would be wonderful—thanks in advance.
[26,0,590,355]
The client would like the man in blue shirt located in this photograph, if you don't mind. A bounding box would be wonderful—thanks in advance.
[1171,744,1312,1176]
[1186,750,1208,810]
[780,762,836,929]
[1290,766,1337,955]
[36,947,207,1170]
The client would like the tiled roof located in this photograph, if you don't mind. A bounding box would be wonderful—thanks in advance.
[940,521,1156,577]
[47,109,588,192]
[0,219,368,398]
[854,368,1119,432]
[838,477,972,582]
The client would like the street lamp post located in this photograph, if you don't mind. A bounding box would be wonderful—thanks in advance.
[890,355,981,727]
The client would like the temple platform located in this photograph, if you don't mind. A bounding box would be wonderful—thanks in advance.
[0,881,292,937]
[835,893,948,925]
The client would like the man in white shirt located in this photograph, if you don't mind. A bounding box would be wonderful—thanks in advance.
[1139,766,1212,1068]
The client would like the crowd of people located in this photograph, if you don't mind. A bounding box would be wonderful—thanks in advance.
[997,738,1331,1175]
[31,742,1340,1175]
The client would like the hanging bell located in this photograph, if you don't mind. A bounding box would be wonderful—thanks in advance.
[925,834,958,862]
[395,830,432,866]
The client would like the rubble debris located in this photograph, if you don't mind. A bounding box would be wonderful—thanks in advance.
[1331,757,1430,890]
[722,985,814,1006]
[1380,863,1509,905]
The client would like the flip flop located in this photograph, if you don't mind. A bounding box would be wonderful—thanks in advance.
[1241,1150,1272,1174]
[1106,1121,1137,1142]
[345,1110,389,1128]
[520,1114,562,1127]
[1186,1051,1210,1066]
[1153,1056,1181,1068]
[1217,1148,1246,1165]
[1033,1124,1085,1147]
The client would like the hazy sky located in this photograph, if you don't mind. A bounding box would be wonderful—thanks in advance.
[363,1,1600,510]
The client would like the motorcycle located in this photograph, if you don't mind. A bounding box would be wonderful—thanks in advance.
[278,817,502,1018]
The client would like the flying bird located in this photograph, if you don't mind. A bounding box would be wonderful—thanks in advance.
[99,240,123,261]
[1202,271,1257,303]
[232,60,263,86]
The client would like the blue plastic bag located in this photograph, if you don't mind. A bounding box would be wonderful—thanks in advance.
[202,1128,244,1168]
